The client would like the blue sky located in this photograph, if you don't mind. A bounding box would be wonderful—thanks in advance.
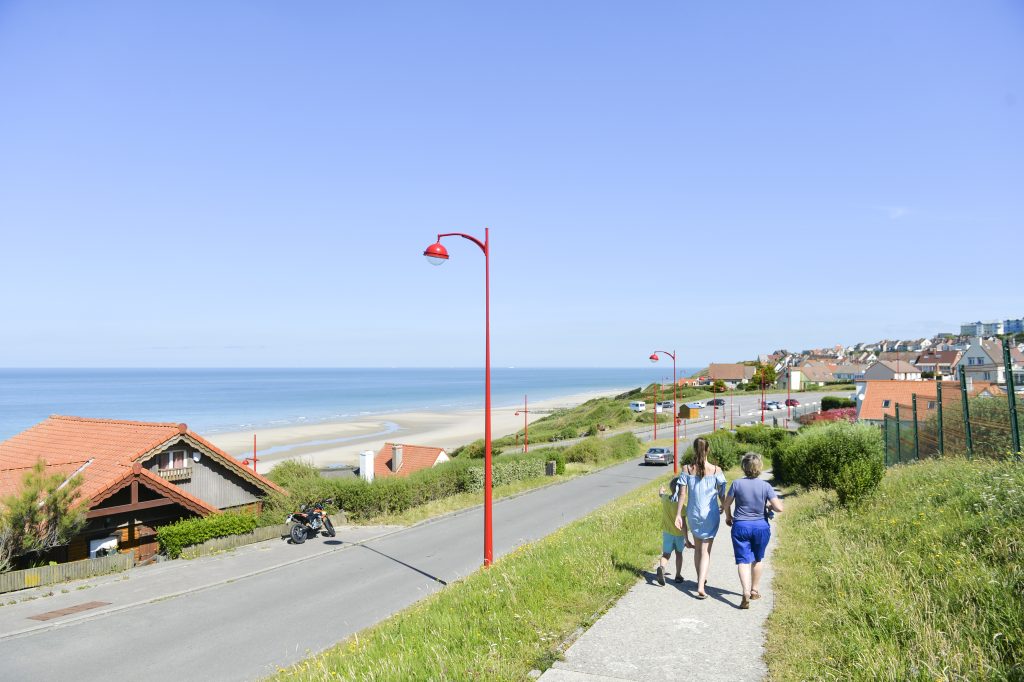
[1,1,1021,368]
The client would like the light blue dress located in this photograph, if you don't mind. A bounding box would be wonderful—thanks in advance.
[682,468,728,540]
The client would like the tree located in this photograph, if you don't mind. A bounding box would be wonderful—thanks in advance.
[0,460,87,572]
[711,379,726,393]
[752,362,777,388]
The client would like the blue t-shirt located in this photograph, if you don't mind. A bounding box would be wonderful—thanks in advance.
[728,478,778,523]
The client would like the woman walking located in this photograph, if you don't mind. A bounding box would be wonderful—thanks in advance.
[724,452,784,609]
[674,437,727,599]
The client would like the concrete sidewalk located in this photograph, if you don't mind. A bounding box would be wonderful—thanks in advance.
[0,522,399,641]
[540,487,779,681]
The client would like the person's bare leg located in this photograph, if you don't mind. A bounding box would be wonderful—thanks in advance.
[751,560,764,597]
[737,562,752,605]
[698,539,714,593]
[675,549,683,580]
[692,539,702,581]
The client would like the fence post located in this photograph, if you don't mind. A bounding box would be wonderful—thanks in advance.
[959,365,973,460]
[1004,338,1020,460]
[912,394,920,460]
[936,379,945,456]
[895,403,902,464]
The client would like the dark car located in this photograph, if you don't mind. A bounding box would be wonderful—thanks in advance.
[707,398,726,407]
[785,398,800,407]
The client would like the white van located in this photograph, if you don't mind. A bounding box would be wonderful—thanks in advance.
[629,400,646,413]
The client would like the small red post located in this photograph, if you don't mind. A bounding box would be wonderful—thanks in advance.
[653,383,658,440]
[252,433,258,472]
[524,394,528,453]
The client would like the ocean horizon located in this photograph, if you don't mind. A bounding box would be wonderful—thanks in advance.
[0,367,698,441]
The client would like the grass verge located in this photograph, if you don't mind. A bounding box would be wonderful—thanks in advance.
[359,461,605,526]
[273,474,673,681]
[766,457,1024,680]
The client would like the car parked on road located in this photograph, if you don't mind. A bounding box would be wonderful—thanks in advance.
[785,398,800,407]
[643,447,673,466]
[761,400,784,411]
[707,398,726,407]
[657,401,675,410]
[685,400,706,409]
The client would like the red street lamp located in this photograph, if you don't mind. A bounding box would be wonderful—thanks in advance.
[514,394,530,453]
[423,228,494,567]
[653,382,659,440]
[649,350,678,474]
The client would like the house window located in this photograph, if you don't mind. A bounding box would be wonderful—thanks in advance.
[159,449,187,470]
[927,401,936,409]
[882,400,891,408]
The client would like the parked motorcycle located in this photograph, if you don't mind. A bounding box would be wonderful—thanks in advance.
[287,499,336,544]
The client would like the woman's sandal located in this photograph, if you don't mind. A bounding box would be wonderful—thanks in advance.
[749,589,762,600]
[740,597,750,609]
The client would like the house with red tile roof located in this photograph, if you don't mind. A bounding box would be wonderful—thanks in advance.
[0,416,283,564]
[854,380,958,424]
[708,363,754,388]
[914,350,963,380]
[360,443,449,481]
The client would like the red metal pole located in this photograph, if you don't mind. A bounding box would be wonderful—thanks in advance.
[761,376,765,424]
[252,433,257,473]
[484,228,492,567]
[713,383,718,432]
[729,386,734,429]
[672,352,678,474]
[653,382,658,440]
[787,369,791,426]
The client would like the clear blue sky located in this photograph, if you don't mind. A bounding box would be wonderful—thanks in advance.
[1,1,1021,368]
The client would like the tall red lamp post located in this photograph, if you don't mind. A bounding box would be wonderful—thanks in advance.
[424,229,494,567]
[649,350,678,474]
[515,394,530,453]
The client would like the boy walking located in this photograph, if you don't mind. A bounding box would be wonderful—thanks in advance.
[658,476,692,586]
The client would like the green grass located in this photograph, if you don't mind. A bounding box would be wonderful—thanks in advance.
[274,476,672,681]
[766,457,1024,680]
[360,461,606,526]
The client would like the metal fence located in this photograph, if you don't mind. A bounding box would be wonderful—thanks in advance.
[883,339,1022,466]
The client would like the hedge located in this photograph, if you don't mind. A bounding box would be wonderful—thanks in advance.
[774,421,884,505]
[266,434,642,521]
[157,511,260,559]
[682,430,742,471]
[821,395,856,411]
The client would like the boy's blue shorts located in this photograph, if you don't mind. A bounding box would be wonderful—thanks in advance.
[731,520,771,564]
[662,532,685,555]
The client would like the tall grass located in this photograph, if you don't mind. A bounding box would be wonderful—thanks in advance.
[273,476,669,681]
[767,457,1024,680]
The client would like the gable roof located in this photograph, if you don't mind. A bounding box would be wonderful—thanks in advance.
[914,350,962,366]
[0,415,283,504]
[89,464,220,517]
[872,360,921,375]
[708,363,749,382]
[798,363,836,383]
[857,380,957,422]
[373,442,447,478]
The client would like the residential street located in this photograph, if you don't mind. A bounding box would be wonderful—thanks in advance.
[0,389,833,681]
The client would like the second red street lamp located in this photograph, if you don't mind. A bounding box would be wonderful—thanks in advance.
[649,350,679,474]
[424,228,494,567]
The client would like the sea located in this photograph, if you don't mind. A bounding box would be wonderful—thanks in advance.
[0,367,698,441]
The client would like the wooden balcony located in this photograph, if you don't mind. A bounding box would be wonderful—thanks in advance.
[157,466,191,482]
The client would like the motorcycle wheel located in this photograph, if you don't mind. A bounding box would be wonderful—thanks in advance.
[323,516,336,538]
[289,523,307,544]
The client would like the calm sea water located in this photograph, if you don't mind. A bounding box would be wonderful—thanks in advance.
[0,368,696,441]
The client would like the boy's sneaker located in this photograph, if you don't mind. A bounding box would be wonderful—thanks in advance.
[656,566,666,586]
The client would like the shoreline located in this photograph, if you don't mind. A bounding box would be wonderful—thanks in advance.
[204,387,632,474]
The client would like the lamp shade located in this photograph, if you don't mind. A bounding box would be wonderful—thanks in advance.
[423,241,449,265]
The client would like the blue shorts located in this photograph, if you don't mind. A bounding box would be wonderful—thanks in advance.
[662,532,685,555]
[731,520,771,564]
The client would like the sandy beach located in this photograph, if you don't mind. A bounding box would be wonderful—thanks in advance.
[205,388,628,474]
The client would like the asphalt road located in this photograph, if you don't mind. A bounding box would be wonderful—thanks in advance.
[0,458,671,681]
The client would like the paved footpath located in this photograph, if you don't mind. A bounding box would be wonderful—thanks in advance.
[540,474,780,682]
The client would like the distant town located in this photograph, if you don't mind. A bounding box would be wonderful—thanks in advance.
[691,316,1024,425]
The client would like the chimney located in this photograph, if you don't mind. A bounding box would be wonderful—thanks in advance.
[391,445,403,473]
[359,450,375,483]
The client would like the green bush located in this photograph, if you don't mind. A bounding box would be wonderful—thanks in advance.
[266,459,322,488]
[834,457,884,506]
[551,452,566,475]
[821,396,855,411]
[565,438,607,463]
[735,424,791,461]
[157,511,260,559]
[776,421,885,504]
[682,430,742,470]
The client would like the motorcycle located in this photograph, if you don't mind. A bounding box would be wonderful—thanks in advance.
[286,499,336,544]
